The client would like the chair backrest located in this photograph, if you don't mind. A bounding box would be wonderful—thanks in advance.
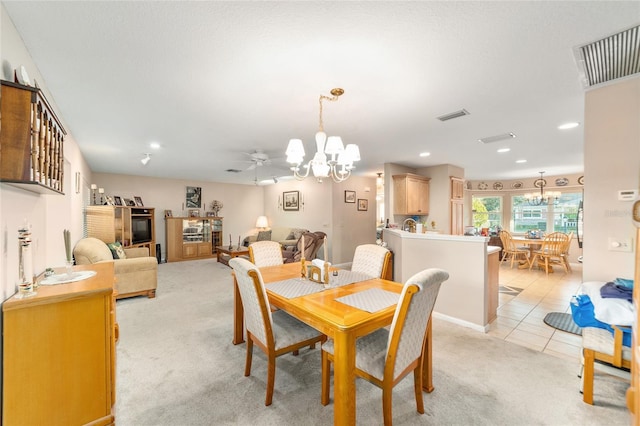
[498,230,515,251]
[351,244,391,278]
[292,232,320,262]
[73,237,113,264]
[563,231,574,255]
[542,232,569,256]
[249,241,284,267]
[229,257,273,347]
[385,268,449,380]
[311,231,327,259]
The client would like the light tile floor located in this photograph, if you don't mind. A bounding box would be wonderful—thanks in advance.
[488,260,584,362]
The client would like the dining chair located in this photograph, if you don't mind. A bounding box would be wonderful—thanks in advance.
[529,232,570,275]
[561,231,574,273]
[350,244,392,279]
[320,268,449,425]
[249,240,284,267]
[229,257,326,406]
[581,325,631,404]
[498,230,530,269]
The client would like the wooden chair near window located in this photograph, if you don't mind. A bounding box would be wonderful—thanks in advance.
[320,268,450,425]
[529,232,570,275]
[229,257,326,406]
[498,230,530,269]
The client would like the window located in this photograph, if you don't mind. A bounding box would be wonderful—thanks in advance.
[512,192,582,234]
[472,196,503,229]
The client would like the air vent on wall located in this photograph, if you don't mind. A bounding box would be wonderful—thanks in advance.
[478,133,516,144]
[575,25,640,88]
[225,169,242,173]
[437,109,470,121]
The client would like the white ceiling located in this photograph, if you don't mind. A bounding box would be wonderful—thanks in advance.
[3,1,639,185]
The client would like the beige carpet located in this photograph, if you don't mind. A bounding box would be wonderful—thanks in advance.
[114,259,630,425]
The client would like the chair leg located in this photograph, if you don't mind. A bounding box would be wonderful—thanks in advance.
[244,338,253,376]
[510,251,516,269]
[529,254,538,271]
[413,366,424,414]
[265,353,276,406]
[382,383,394,426]
[544,257,550,276]
[321,351,331,406]
[583,349,595,404]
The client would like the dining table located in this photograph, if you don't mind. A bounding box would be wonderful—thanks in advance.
[510,236,552,272]
[230,261,435,426]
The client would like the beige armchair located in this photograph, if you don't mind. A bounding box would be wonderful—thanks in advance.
[73,237,158,299]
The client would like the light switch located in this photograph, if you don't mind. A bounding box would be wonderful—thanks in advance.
[608,237,633,252]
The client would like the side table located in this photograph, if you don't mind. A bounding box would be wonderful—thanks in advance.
[216,246,250,267]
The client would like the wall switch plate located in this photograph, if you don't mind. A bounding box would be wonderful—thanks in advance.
[608,237,633,252]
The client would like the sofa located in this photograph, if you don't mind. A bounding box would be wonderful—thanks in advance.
[73,237,158,299]
[243,227,308,249]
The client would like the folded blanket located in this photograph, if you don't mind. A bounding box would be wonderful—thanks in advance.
[600,281,633,302]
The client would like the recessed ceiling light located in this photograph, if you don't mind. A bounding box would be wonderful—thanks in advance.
[558,122,579,130]
[149,142,161,149]
[419,152,431,157]
[516,159,527,163]
[497,148,510,153]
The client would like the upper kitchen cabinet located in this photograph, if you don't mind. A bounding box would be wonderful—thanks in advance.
[393,173,430,215]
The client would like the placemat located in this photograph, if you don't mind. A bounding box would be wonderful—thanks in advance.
[266,278,326,299]
[39,270,97,285]
[327,270,375,288]
[334,288,399,313]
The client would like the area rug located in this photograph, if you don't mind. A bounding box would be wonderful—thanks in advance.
[543,312,582,335]
[498,285,523,296]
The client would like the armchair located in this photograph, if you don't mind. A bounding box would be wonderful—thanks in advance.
[282,231,325,263]
[73,237,158,299]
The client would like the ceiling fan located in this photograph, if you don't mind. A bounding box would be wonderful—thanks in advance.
[244,150,271,170]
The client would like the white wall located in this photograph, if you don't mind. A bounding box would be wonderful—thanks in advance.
[583,76,640,281]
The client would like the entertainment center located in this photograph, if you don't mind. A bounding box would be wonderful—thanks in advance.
[86,206,156,257]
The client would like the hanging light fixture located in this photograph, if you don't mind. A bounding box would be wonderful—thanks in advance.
[286,88,360,183]
[524,171,561,206]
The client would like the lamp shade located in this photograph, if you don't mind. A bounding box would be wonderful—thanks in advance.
[286,139,305,158]
[324,136,344,155]
[256,215,269,228]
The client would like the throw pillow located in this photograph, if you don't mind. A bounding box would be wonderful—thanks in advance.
[291,228,306,241]
[257,230,272,241]
[107,242,127,259]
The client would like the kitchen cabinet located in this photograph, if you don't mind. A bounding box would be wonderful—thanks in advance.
[2,263,116,425]
[450,176,465,235]
[451,176,464,199]
[0,80,66,194]
[393,173,430,215]
[165,216,223,262]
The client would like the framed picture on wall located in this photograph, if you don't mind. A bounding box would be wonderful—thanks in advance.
[186,186,202,208]
[357,199,368,211]
[344,190,356,203]
[283,191,300,211]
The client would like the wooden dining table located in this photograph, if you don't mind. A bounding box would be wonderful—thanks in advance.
[510,237,552,272]
[231,261,435,426]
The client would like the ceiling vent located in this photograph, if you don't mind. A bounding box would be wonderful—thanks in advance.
[437,109,470,121]
[575,25,640,88]
[225,168,242,173]
[478,133,516,144]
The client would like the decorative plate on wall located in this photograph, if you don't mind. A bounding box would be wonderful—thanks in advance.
[466,181,473,190]
[493,182,503,190]
[578,176,584,185]
[512,181,524,189]
[478,182,488,190]
[555,177,569,186]
[534,178,547,188]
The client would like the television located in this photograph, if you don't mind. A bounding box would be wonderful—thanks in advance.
[132,217,152,244]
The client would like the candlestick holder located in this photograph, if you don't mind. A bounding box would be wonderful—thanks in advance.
[323,262,330,285]
[300,257,307,279]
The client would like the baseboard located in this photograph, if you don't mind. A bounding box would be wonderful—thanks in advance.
[432,311,489,333]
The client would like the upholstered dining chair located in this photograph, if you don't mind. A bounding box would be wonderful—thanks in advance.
[498,230,530,269]
[350,244,392,279]
[320,268,449,425]
[581,325,631,404]
[249,241,284,267]
[529,232,570,275]
[229,257,326,406]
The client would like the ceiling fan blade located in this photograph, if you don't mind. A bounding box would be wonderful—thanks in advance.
[246,163,257,170]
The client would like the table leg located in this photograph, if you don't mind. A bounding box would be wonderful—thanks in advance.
[421,316,434,393]
[232,277,245,345]
[332,331,357,425]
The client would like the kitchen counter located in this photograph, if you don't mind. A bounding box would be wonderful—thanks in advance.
[383,228,501,331]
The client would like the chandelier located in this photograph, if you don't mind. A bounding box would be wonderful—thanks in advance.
[285,88,360,183]
[524,171,561,206]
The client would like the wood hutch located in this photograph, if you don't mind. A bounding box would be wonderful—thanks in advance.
[0,80,66,194]
[165,216,223,262]
[86,205,157,258]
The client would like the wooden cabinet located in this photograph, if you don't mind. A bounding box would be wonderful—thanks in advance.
[451,176,464,199]
[86,206,156,258]
[393,173,430,215]
[0,80,66,194]
[165,216,223,262]
[3,263,116,425]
